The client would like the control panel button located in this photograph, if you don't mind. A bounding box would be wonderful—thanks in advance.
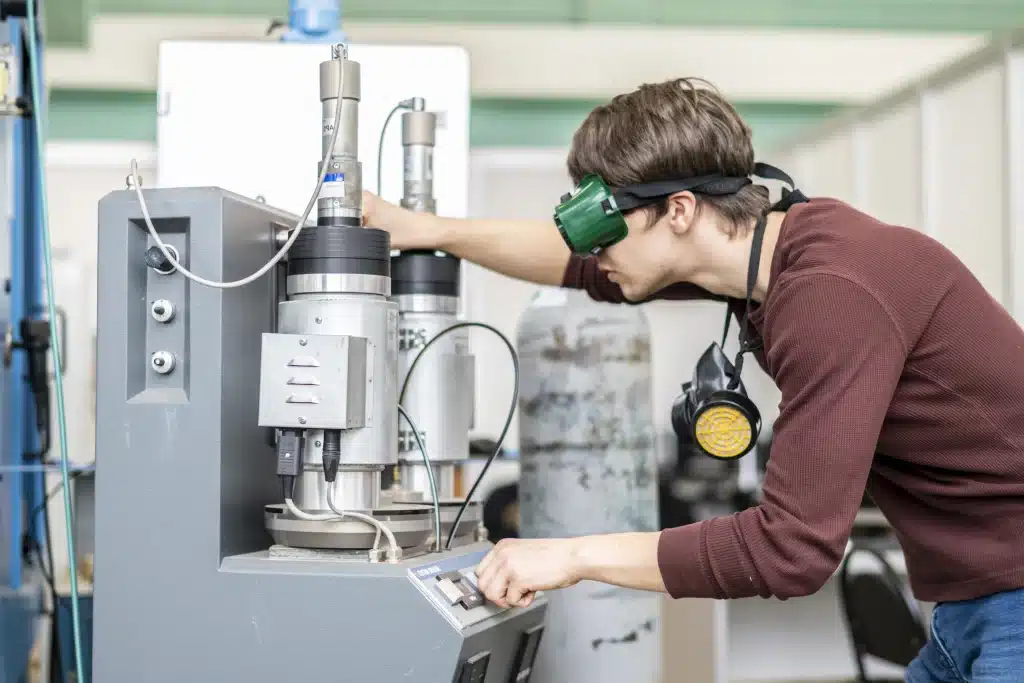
[458,592,484,610]
[436,570,485,610]
[435,576,464,606]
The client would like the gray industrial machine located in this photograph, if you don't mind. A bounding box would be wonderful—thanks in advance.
[93,44,546,683]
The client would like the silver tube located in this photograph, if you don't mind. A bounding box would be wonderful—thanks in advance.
[318,46,362,224]
[397,301,473,466]
[398,463,456,500]
[400,110,437,214]
[295,466,383,512]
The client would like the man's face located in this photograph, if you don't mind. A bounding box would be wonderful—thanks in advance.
[595,207,681,301]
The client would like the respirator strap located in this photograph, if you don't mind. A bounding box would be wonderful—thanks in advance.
[725,162,804,388]
[728,214,766,390]
[751,162,797,188]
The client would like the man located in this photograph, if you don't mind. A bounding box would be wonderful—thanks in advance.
[363,78,1024,680]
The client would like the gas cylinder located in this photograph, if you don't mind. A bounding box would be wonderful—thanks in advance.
[516,287,661,683]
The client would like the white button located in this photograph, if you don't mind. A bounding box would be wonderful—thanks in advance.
[436,578,463,605]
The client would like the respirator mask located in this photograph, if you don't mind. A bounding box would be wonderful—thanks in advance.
[553,162,806,459]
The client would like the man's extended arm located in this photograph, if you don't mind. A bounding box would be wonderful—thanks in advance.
[362,191,571,286]
[361,190,713,303]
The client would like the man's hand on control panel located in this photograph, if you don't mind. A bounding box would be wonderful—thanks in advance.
[475,537,582,609]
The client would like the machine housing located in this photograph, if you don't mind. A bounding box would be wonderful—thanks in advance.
[92,187,546,683]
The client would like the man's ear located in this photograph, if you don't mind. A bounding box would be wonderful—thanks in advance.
[665,191,698,237]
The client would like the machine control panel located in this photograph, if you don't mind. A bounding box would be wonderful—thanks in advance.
[409,550,529,631]
[435,570,485,610]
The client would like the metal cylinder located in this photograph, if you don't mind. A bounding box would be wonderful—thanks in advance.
[400,110,437,214]
[394,293,474,473]
[318,46,362,226]
[397,463,457,500]
[516,288,661,683]
[295,465,383,512]
[278,292,398,510]
[389,118,474,501]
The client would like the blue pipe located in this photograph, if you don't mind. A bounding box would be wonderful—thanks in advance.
[5,19,29,591]
[22,27,45,557]
[25,0,86,679]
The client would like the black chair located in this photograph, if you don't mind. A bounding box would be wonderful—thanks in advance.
[838,543,928,683]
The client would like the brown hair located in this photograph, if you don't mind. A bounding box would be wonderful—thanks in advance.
[567,78,769,237]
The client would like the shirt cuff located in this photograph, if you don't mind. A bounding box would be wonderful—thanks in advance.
[657,523,723,599]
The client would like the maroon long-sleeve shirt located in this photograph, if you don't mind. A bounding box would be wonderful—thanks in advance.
[563,198,1024,603]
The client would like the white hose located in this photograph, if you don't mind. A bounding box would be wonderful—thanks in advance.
[326,486,382,551]
[284,496,398,555]
[128,49,347,289]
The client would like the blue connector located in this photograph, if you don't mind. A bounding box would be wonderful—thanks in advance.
[281,0,347,43]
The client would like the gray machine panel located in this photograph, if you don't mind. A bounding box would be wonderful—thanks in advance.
[94,187,546,683]
[257,331,369,429]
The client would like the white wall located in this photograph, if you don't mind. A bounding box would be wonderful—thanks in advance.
[770,40,1024,318]
[47,15,986,103]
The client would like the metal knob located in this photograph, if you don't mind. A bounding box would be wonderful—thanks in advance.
[151,299,175,323]
[145,245,179,275]
[151,350,175,375]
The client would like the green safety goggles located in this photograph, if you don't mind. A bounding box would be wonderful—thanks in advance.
[553,162,796,255]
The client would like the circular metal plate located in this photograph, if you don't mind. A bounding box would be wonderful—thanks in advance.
[265,503,433,550]
[264,500,483,551]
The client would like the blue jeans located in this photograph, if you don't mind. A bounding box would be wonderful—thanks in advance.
[905,587,1024,683]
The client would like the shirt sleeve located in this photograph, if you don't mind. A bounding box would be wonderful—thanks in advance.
[562,254,718,304]
[656,273,908,600]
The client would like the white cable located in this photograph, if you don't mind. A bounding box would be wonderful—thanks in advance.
[284,496,398,555]
[128,52,347,289]
[326,486,382,551]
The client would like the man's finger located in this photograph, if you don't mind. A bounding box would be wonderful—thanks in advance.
[476,549,496,578]
[506,581,528,607]
[475,554,501,591]
[482,568,511,608]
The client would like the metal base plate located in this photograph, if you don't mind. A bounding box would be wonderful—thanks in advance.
[264,501,482,550]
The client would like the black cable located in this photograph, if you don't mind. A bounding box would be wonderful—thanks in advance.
[40,502,62,683]
[397,405,441,552]
[30,470,83,524]
[398,321,519,550]
[26,482,67,683]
